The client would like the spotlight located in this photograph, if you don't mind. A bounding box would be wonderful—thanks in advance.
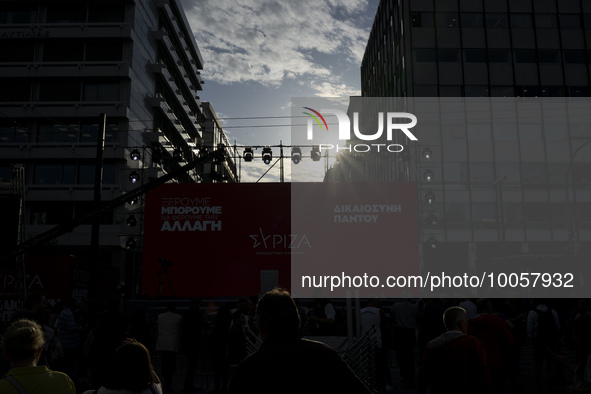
[129,171,140,184]
[423,169,434,182]
[310,145,321,161]
[243,147,254,162]
[291,147,302,164]
[130,149,141,161]
[422,148,432,160]
[427,236,438,249]
[426,214,438,226]
[425,192,435,204]
[125,237,136,249]
[126,215,137,227]
[262,146,272,164]
[128,197,139,206]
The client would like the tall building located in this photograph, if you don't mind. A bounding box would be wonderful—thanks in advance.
[0,0,236,292]
[331,0,591,287]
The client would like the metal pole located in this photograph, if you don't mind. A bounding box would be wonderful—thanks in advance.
[90,113,106,298]
[280,141,284,183]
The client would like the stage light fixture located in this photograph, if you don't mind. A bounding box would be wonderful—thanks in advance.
[425,192,435,204]
[310,145,321,161]
[291,147,302,164]
[427,236,438,249]
[262,146,272,164]
[423,169,434,182]
[126,215,137,227]
[128,197,139,206]
[129,171,140,184]
[125,237,136,250]
[426,214,438,226]
[130,149,141,161]
[422,148,432,160]
[243,147,254,162]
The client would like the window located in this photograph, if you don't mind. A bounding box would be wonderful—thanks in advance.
[493,123,518,139]
[472,203,497,229]
[0,79,31,101]
[39,79,80,101]
[503,204,523,228]
[464,86,489,97]
[564,50,585,64]
[486,13,509,28]
[467,124,491,139]
[440,86,462,97]
[446,203,471,228]
[525,203,551,228]
[78,163,117,184]
[0,40,35,61]
[560,14,581,29]
[514,50,536,63]
[43,41,84,62]
[414,85,437,97]
[46,3,87,23]
[535,14,558,29]
[511,13,533,29]
[88,4,125,23]
[80,123,118,143]
[544,123,568,140]
[438,49,460,62]
[491,86,514,97]
[488,49,511,63]
[436,13,459,28]
[34,163,76,185]
[411,12,433,28]
[538,50,560,63]
[521,163,547,188]
[30,202,73,225]
[470,163,494,183]
[0,4,38,24]
[519,124,542,140]
[0,121,28,143]
[569,87,589,97]
[540,86,564,97]
[83,82,120,101]
[464,49,486,63]
[38,123,78,142]
[85,41,123,61]
[413,49,437,63]
[444,163,469,182]
[461,13,484,28]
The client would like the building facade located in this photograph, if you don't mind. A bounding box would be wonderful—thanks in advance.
[330,0,591,286]
[0,0,236,293]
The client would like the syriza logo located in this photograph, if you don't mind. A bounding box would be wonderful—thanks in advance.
[250,228,311,249]
[302,107,418,153]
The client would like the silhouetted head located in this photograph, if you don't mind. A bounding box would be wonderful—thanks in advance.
[2,319,46,365]
[443,306,468,333]
[256,288,300,340]
[108,340,156,392]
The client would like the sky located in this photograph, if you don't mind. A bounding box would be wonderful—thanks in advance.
[180,0,380,182]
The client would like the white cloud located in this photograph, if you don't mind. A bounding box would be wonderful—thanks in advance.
[182,0,372,96]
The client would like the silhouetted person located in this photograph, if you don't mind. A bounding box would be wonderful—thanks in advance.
[57,297,81,378]
[82,339,162,394]
[155,303,181,394]
[180,298,205,393]
[227,288,371,394]
[210,305,232,393]
[361,298,393,392]
[0,319,76,393]
[130,307,153,353]
[468,299,516,394]
[417,306,492,394]
[391,296,418,387]
[528,299,561,393]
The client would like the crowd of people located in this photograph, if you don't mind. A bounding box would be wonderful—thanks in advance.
[0,293,590,393]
